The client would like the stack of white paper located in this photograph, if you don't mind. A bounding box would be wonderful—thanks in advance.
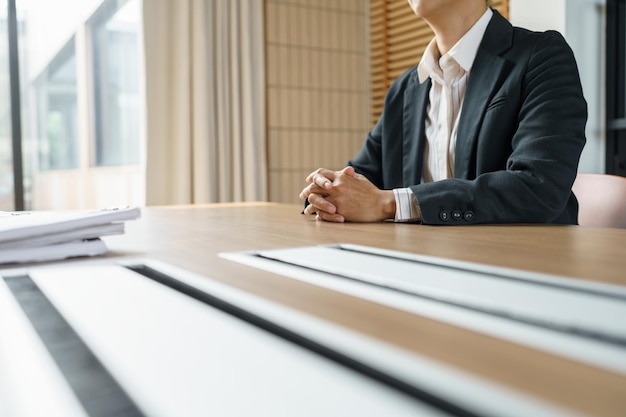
[0,206,141,265]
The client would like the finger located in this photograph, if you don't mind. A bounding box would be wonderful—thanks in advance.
[304,204,337,218]
[299,183,326,200]
[306,168,336,189]
[340,166,356,177]
[307,193,337,214]
[303,202,317,215]
[305,168,333,183]
[302,193,330,216]
[299,186,309,201]
[314,173,334,190]
[316,210,345,223]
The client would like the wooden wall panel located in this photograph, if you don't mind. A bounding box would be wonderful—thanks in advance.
[265,0,370,204]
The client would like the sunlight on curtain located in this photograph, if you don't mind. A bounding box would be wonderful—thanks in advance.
[143,0,266,205]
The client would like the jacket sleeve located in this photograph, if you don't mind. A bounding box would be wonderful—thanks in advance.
[348,68,416,189]
[412,31,586,225]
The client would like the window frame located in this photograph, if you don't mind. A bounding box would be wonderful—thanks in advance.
[606,0,626,175]
[4,0,144,210]
[7,0,24,209]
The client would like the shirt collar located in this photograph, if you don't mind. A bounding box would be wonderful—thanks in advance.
[418,8,493,83]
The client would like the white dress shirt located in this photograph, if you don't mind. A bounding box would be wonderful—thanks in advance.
[394,8,493,222]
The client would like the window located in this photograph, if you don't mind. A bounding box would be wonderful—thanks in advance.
[2,0,145,210]
[92,0,141,167]
[34,39,79,171]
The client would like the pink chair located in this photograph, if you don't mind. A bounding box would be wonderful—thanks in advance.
[572,173,626,228]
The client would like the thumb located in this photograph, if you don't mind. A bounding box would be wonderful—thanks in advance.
[340,166,357,177]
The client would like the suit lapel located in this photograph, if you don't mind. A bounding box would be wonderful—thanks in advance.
[455,10,513,179]
[455,53,506,178]
[403,74,430,186]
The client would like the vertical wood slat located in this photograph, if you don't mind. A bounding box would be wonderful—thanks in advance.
[381,0,389,94]
[370,0,509,126]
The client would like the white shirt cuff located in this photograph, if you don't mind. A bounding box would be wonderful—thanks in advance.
[392,188,421,222]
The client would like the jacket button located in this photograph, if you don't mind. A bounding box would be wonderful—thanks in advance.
[464,211,475,221]
[439,211,449,221]
[452,210,462,220]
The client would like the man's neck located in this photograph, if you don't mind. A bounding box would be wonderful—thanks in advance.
[428,6,488,56]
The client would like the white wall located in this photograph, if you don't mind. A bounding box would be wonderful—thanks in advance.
[509,0,606,174]
[509,0,565,32]
[564,0,606,174]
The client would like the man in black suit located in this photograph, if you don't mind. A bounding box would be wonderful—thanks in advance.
[299,0,587,225]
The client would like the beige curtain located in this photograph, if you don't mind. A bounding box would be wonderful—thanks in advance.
[142,0,267,205]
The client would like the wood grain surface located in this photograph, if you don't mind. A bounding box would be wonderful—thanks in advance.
[103,203,626,417]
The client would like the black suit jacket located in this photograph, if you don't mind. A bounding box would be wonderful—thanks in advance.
[349,10,587,225]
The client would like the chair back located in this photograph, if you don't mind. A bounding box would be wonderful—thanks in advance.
[572,173,626,228]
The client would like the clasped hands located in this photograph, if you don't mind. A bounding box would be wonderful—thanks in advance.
[299,166,396,222]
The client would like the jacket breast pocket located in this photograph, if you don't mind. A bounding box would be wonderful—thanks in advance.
[486,96,508,111]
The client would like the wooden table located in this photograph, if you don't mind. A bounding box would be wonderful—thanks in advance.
[104,203,626,417]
